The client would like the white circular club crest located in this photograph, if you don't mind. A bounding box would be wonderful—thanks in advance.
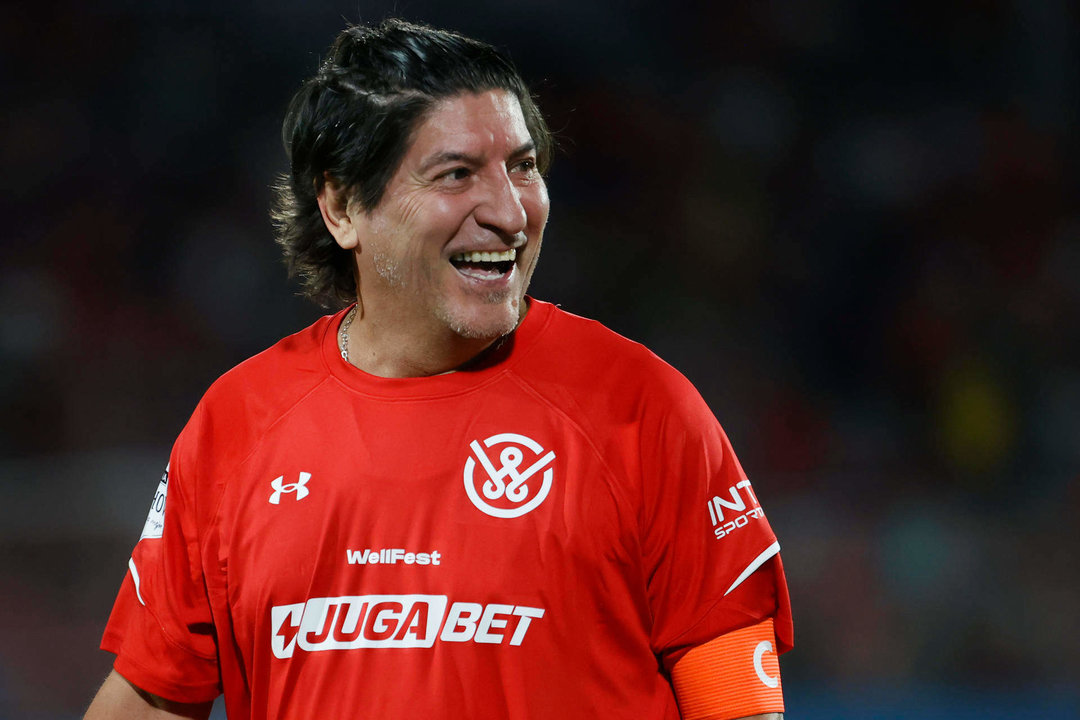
[463,433,556,518]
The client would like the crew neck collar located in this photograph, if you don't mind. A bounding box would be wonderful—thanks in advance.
[322,297,554,399]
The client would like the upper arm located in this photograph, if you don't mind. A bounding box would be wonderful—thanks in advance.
[636,380,792,658]
[84,670,214,720]
[100,439,221,701]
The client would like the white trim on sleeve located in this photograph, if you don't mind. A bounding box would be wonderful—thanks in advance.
[723,541,780,596]
[128,557,147,607]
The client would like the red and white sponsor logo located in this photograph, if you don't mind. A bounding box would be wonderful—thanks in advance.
[271,594,545,658]
[708,480,765,540]
[463,433,555,518]
[346,548,442,566]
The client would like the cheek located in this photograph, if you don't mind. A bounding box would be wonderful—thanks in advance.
[523,183,550,230]
[404,195,471,244]
[393,189,428,228]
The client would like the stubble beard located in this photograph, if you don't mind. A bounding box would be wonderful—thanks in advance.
[435,292,521,340]
[372,249,522,341]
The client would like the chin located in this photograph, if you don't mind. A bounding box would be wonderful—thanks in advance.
[437,297,521,341]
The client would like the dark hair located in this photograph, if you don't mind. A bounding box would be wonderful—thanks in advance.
[271,18,552,308]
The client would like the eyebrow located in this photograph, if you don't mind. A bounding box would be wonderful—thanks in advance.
[418,141,536,175]
[509,141,537,158]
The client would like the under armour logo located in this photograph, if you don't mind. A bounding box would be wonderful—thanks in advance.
[270,472,311,504]
[463,433,555,518]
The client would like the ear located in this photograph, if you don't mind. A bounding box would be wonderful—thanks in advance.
[317,176,360,250]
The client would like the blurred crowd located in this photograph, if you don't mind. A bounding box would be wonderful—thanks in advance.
[1,1,1077,717]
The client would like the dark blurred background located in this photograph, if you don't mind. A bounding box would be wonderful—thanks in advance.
[2,1,1078,718]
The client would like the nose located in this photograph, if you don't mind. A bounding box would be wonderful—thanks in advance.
[474,169,528,238]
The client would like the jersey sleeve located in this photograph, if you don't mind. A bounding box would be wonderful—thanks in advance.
[638,378,793,672]
[100,405,222,703]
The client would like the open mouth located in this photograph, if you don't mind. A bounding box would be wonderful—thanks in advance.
[449,249,517,280]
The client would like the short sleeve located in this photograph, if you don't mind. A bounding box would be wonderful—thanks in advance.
[100,408,221,703]
[638,380,793,671]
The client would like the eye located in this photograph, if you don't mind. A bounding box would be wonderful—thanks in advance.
[439,167,472,183]
[511,157,538,176]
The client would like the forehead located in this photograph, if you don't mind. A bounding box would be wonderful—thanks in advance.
[405,90,532,161]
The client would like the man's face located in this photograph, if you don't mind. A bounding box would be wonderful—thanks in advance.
[344,90,549,342]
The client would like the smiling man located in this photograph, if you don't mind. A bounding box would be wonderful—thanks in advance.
[85,19,792,720]
[319,88,548,376]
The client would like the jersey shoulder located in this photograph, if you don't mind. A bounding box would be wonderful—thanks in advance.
[521,304,707,416]
[179,313,337,469]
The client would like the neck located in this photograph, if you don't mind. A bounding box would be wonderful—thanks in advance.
[342,304,524,378]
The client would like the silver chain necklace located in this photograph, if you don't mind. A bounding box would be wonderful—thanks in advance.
[338,306,357,363]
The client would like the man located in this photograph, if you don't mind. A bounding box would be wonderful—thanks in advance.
[85,19,792,720]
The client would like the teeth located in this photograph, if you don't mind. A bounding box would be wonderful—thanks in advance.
[450,249,517,263]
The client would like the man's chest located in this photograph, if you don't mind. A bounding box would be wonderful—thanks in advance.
[212,394,644,661]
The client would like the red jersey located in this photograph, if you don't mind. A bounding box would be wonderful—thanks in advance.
[102,299,792,719]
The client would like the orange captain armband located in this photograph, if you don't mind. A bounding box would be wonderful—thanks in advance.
[670,618,784,720]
